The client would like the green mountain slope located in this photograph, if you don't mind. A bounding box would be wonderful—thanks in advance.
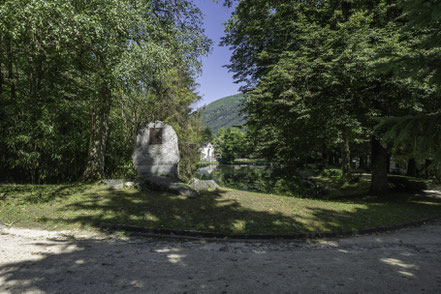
[202,93,246,133]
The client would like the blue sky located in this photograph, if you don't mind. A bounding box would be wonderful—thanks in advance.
[193,0,242,108]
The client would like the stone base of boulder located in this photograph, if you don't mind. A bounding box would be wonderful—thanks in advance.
[188,178,219,193]
[103,179,135,190]
[140,176,197,198]
[103,179,124,190]
[124,182,135,188]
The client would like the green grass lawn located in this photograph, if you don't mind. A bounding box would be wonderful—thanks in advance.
[0,183,440,235]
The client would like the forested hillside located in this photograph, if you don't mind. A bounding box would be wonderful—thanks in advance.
[202,93,245,133]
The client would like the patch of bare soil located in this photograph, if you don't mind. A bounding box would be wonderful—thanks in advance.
[1,221,441,293]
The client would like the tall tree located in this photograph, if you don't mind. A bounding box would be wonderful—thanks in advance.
[222,0,417,193]
[214,128,248,163]
[377,0,441,177]
[0,0,210,183]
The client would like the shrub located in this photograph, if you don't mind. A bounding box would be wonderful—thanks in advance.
[320,168,342,178]
[109,161,137,181]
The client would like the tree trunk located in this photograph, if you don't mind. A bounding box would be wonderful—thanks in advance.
[406,158,417,177]
[0,64,3,95]
[341,133,351,179]
[328,155,333,166]
[370,136,388,194]
[359,156,367,170]
[321,145,328,168]
[6,36,16,99]
[335,155,340,166]
[387,153,391,173]
[82,83,111,182]
[425,159,432,178]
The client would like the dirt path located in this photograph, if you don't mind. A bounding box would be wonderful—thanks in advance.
[1,222,441,294]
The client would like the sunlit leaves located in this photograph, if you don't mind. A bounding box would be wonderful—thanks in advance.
[0,0,210,182]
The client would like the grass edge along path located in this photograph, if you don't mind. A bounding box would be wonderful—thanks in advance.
[0,184,440,236]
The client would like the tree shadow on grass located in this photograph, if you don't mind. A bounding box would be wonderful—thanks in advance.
[1,183,441,235]
[0,184,88,204]
[49,188,311,235]
[302,190,441,233]
[2,185,441,292]
[26,185,441,236]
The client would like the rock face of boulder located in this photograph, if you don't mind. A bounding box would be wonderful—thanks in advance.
[141,176,198,198]
[132,122,197,197]
[188,178,219,193]
[103,179,124,190]
[132,121,180,179]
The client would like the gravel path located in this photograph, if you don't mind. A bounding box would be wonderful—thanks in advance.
[1,222,441,293]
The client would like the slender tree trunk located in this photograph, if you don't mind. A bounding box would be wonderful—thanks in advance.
[359,156,367,170]
[406,158,417,177]
[6,36,16,99]
[341,133,351,179]
[0,34,2,95]
[425,159,432,178]
[370,136,388,194]
[387,153,391,174]
[322,145,328,168]
[82,83,111,181]
[328,155,333,166]
[0,64,3,95]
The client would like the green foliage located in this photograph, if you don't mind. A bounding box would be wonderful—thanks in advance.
[320,169,343,179]
[222,0,429,193]
[398,0,441,86]
[377,114,441,163]
[202,93,246,133]
[159,69,207,182]
[214,128,248,163]
[198,165,320,198]
[174,115,204,182]
[0,0,209,183]
[375,0,441,171]
[201,127,214,143]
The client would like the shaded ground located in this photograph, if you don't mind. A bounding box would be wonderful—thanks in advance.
[1,184,441,235]
[1,222,441,293]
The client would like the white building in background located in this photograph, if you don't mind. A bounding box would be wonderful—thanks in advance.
[200,143,215,162]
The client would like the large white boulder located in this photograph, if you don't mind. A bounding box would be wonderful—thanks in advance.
[132,121,180,179]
